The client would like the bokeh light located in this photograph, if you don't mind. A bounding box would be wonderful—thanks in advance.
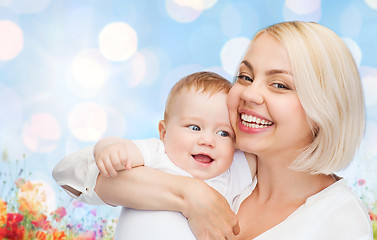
[365,0,377,10]
[0,0,13,7]
[99,22,138,61]
[102,106,127,137]
[343,38,362,67]
[361,67,377,107]
[72,49,109,89]
[6,0,51,14]
[340,6,362,38]
[0,20,23,61]
[68,102,107,142]
[0,83,22,136]
[166,0,202,23]
[285,0,321,15]
[173,0,217,10]
[221,37,250,76]
[121,48,164,87]
[283,0,321,22]
[220,5,242,37]
[22,113,61,153]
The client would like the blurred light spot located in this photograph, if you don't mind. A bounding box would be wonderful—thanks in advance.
[283,3,321,22]
[0,83,22,136]
[129,52,146,87]
[364,121,377,157]
[103,106,127,137]
[68,102,107,141]
[99,22,138,61]
[161,64,205,105]
[122,48,161,87]
[139,49,161,85]
[365,0,377,9]
[285,0,321,15]
[220,5,242,37]
[0,0,13,6]
[7,0,51,14]
[166,0,202,23]
[173,0,217,10]
[361,67,377,106]
[221,37,250,76]
[0,20,23,61]
[342,38,362,67]
[72,49,109,88]
[22,113,61,153]
[340,6,362,38]
[0,135,29,161]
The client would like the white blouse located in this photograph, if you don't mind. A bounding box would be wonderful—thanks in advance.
[232,177,373,239]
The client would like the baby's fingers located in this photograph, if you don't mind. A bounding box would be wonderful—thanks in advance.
[97,160,111,178]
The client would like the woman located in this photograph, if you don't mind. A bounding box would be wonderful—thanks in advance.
[58,21,373,239]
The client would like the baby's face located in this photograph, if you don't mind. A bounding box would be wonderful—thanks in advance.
[161,89,235,180]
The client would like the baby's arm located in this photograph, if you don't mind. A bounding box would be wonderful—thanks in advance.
[94,137,144,178]
[95,167,240,240]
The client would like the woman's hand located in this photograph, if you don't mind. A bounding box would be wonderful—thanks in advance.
[181,178,240,240]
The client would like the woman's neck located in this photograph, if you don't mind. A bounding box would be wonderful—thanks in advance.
[254,154,336,205]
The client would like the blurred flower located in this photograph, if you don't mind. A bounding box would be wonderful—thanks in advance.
[32,214,52,231]
[357,179,366,186]
[72,200,84,208]
[0,199,7,225]
[52,229,66,240]
[0,152,117,239]
[35,231,47,240]
[52,206,67,223]
[0,213,25,239]
[72,231,96,240]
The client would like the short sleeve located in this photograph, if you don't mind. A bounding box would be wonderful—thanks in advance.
[226,150,253,201]
[52,146,106,205]
[132,138,166,167]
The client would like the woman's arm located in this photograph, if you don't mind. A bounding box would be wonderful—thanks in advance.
[95,166,240,240]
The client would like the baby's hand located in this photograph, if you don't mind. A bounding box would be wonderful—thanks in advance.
[94,140,132,178]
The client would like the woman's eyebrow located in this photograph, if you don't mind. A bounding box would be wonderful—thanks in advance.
[240,60,253,71]
[266,69,293,76]
[241,60,292,76]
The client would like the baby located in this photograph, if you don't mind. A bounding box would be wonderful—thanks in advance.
[53,71,254,239]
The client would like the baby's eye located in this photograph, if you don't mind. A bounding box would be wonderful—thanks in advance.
[217,130,229,137]
[188,125,201,131]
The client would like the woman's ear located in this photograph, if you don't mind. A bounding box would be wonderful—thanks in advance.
[158,120,167,141]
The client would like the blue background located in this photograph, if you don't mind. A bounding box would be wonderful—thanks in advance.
[1,0,377,221]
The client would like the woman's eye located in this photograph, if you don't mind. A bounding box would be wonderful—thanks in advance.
[237,75,253,83]
[272,83,289,90]
[188,125,201,131]
[217,130,229,137]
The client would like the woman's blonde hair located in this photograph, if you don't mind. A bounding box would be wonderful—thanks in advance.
[253,21,365,174]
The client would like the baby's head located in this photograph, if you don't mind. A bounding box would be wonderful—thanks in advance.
[159,71,235,180]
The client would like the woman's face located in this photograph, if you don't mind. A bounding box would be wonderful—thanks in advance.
[227,33,313,159]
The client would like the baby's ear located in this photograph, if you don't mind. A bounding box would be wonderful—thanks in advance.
[158,120,167,141]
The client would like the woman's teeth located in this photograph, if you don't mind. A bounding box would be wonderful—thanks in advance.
[241,114,273,128]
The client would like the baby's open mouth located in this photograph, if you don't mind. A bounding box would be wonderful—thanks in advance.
[192,154,214,164]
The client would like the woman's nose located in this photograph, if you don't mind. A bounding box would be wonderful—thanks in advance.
[240,81,264,105]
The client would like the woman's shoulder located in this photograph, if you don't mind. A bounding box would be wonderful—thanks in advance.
[300,178,372,237]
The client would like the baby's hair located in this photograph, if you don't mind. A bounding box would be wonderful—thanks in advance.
[164,71,231,122]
